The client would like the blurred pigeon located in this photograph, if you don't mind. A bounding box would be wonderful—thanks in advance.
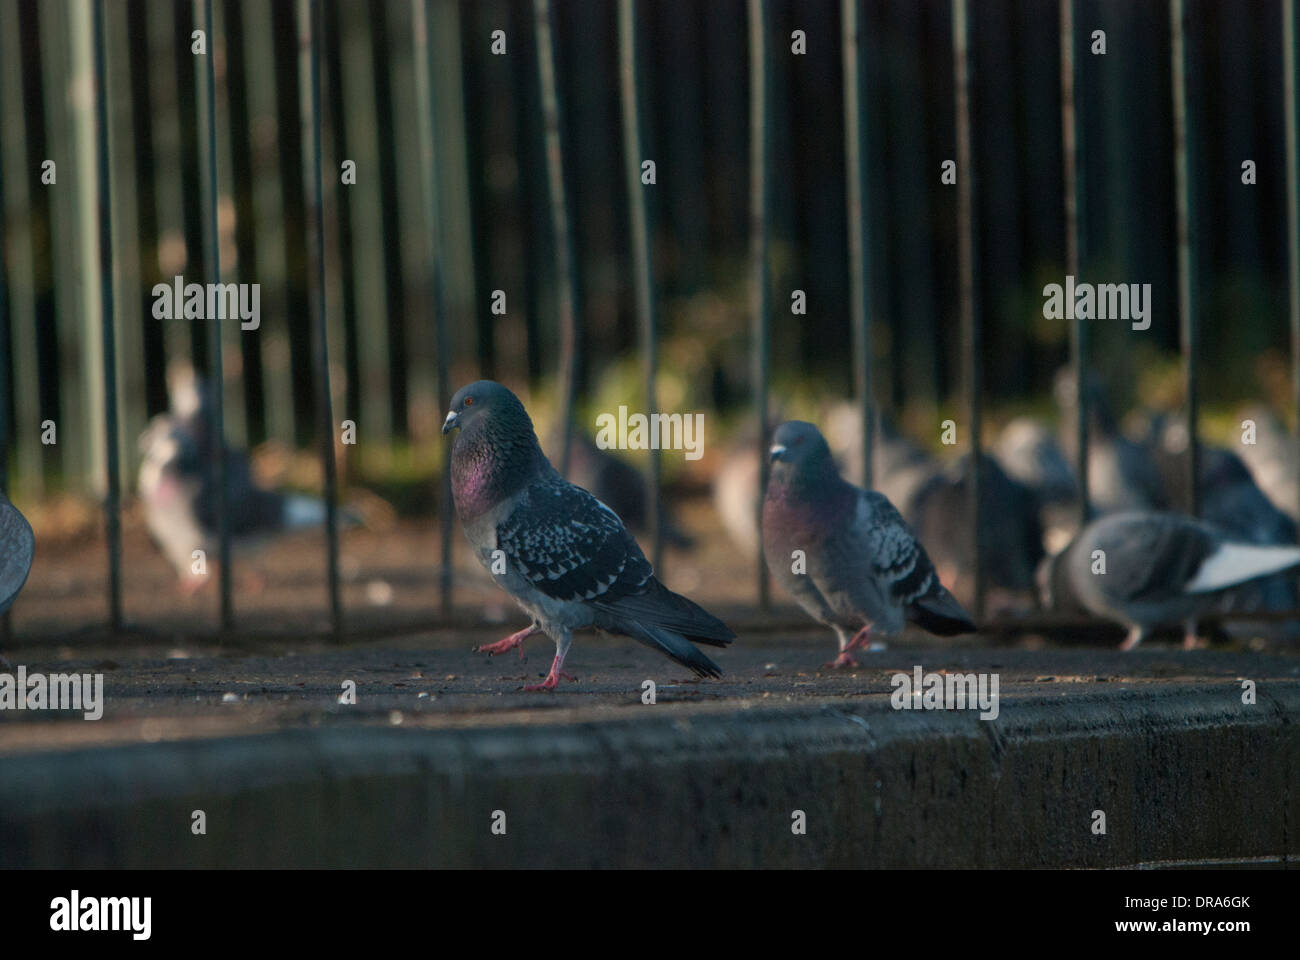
[763,421,974,668]
[906,453,1044,613]
[713,435,763,555]
[550,428,694,549]
[443,381,734,690]
[1039,510,1300,649]
[0,492,34,615]
[137,368,338,590]
[995,416,1077,506]
[825,403,940,510]
[1148,420,1300,642]
[1055,369,1166,514]
[1236,405,1299,521]
[714,407,938,556]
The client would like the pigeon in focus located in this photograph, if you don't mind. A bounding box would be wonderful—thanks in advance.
[137,367,339,590]
[551,428,694,549]
[762,420,975,668]
[443,381,734,690]
[0,492,34,615]
[1039,510,1300,649]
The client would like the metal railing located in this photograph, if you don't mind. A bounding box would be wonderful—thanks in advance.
[0,0,1298,641]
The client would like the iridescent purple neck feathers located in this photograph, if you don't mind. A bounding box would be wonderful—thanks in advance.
[450,407,548,520]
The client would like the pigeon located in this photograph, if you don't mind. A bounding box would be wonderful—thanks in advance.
[825,403,940,510]
[551,428,694,549]
[1039,510,1300,649]
[442,380,735,690]
[1055,369,1166,514]
[906,453,1044,613]
[1236,405,1300,521]
[1147,420,1300,642]
[137,367,338,590]
[714,407,937,556]
[995,416,1077,506]
[712,434,763,555]
[0,492,34,615]
[762,420,975,668]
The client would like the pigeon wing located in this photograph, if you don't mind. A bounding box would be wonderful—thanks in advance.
[496,478,653,604]
[1094,513,1218,602]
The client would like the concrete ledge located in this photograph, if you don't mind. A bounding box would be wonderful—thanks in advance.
[1,683,1296,867]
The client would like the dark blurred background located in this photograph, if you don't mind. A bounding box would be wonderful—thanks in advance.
[1,0,1295,502]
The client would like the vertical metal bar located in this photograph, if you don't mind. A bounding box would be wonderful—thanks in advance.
[92,0,123,632]
[952,0,982,623]
[198,0,232,630]
[1171,0,1198,517]
[0,91,10,646]
[1060,0,1089,524]
[322,0,358,456]
[298,0,342,637]
[534,0,578,477]
[412,0,454,617]
[842,0,873,490]
[1284,0,1300,511]
[618,0,662,571]
[749,0,771,610]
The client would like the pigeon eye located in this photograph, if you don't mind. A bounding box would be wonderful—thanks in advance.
[464,396,474,407]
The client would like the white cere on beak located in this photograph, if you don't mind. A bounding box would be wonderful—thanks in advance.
[769,444,786,461]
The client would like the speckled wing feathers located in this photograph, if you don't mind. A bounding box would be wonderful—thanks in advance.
[496,476,653,604]
[856,491,937,607]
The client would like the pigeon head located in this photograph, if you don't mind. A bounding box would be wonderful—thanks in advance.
[444,381,547,518]
[769,420,833,469]
[442,380,532,437]
[767,420,841,499]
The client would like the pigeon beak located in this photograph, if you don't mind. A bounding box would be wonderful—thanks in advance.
[441,410,460,435]
[769,444,786,463]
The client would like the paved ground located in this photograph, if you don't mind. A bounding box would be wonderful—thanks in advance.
[5,503,1299,866]
[2,626,1295,755]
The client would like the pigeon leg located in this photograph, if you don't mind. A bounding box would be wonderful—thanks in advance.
[823,628,860,669]
[522,633,577,691]
[845,624,884,652]
[1120,626,1145,651]
[475,623,539,658]
[1182,618,1206,650]
[822,651,859,669]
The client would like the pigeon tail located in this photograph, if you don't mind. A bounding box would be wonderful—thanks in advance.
[594,577,736,648]
[907,587,976,636]
[616,620,724,678]
[1184,542,1300,594]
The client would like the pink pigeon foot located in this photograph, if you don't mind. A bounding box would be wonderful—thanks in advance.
[844,625,874,652]
[521,655,578,691]
[476,624,539,659]
[822,651,860,670]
